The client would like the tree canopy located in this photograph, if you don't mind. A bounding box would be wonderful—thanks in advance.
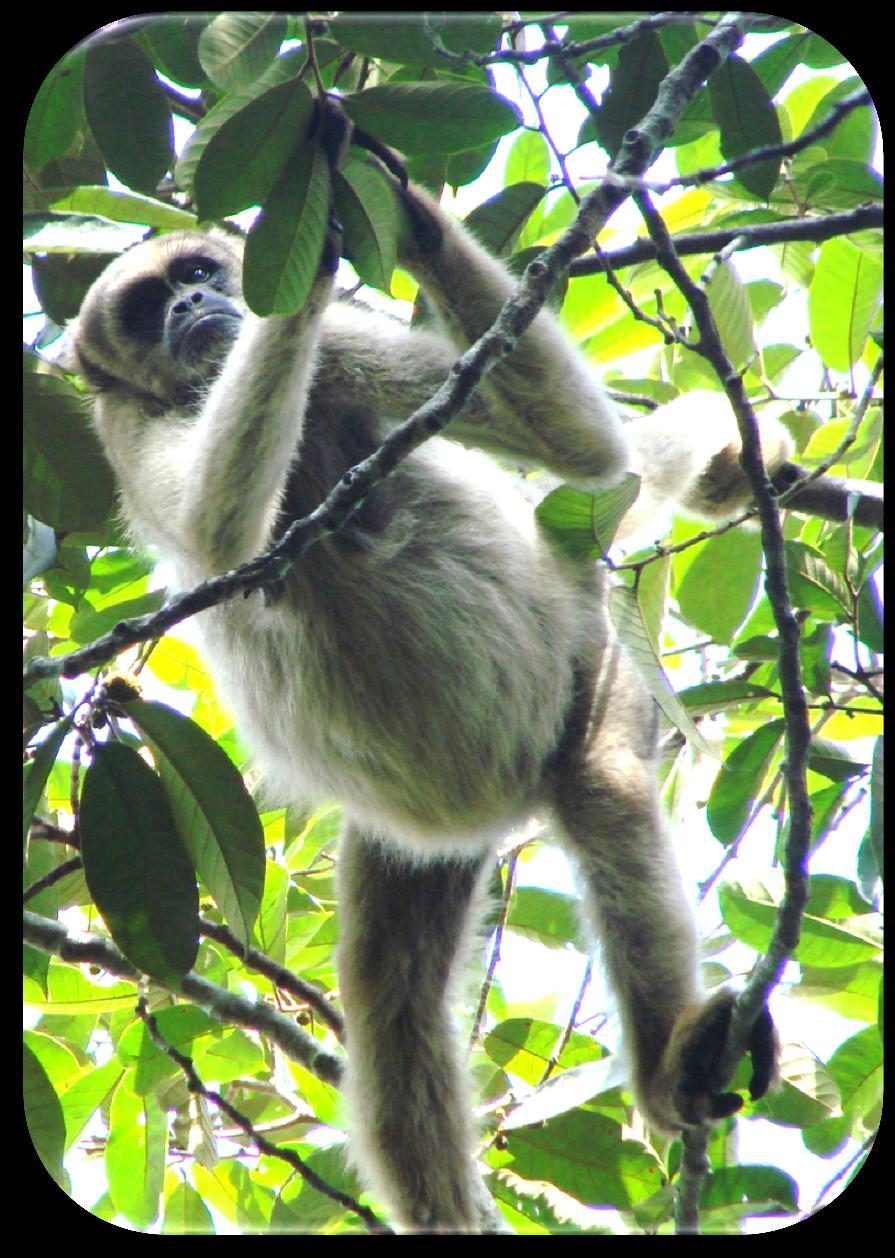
[24,12,882,1236]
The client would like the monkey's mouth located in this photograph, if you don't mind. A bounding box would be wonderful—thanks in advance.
[180,312,241,363]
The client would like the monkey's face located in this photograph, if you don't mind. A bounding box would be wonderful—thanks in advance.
[65,230,246,410]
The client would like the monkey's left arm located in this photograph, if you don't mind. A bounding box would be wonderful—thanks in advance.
[393,185,631,486]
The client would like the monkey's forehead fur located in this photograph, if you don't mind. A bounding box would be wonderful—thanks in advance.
[78,228,245,315]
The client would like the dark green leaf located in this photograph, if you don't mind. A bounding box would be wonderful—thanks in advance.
[84,42,174,194]
[197,12,287,91]
[26,52,84,173]
[342,82,521,156]
[244,141,331,316]
[123,699,265,947]
[591,31,669,157]
[334,155,399,291]
[193,77,314,218]
[709,55,782,200]
[23,374,115,531]
[138,14,209,88]
[465,182,546,257]
[707,721,785,844]
[80,743,199,984]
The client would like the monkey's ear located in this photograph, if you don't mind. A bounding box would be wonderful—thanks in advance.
[55,326,82,375]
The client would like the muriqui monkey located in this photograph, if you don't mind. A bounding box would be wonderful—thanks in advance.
[62,134,787,1231]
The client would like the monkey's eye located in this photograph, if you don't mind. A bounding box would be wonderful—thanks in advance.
[171,257,218,286]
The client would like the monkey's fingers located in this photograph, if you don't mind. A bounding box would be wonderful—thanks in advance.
[352,127,410,188]
[746,1006,778,1101]
[313,96,354,170]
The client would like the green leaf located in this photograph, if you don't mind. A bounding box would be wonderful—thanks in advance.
[24,1044,66,1187]
[809,237,883,371]
[118,1006,218,1095]
[784,540,851,618]
[26,52,84,173]
[755,1042,840,1128]
[193,76,314,218]
[23,374,115,532]
[536,478,641,561]
[48,186,197,230]
[807,738,868,783]
[197,11,287,92]
[828,1027,883,1120]
[719,875,881,967]
[163,1180,215,1235]
[500,1111,663,1210]
[80,743,199,984]
[707,721,785,844]
[138,15,209,88]
[334,155,399,291]
[677,529,762,643]
[591,31,669,158]
[507,888,584,951]
[106,1078,167,1228]
[797,961,881,1023]
[330,13,501,63]
[608,583,712,756]
[700,1165,797,1217]
[123,699,265,948]
[678,681,774,716]
[706,261,756,369]
[84,42,173,195]
[58,1057,124,1150]
[243,140,331,316]
[23,715,72,849]
[465,182,546,257]
[342,82,521,156]
[709,55,782,200]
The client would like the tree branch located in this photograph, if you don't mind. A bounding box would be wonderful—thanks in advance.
[634,187,814,1230]
[23,909,344,1086]
[135,997,387,1234]
[569,205,883,278]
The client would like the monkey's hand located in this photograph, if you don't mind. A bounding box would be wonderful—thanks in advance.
[314,95,353,171]
[641,990,779,1132]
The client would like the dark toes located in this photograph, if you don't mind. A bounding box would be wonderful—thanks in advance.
[747,1006,777,1100]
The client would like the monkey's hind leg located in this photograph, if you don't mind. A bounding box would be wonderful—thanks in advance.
[337,830,492,1233]
[550,664,776,1130]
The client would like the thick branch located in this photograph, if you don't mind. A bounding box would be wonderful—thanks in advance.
[23,909,344,1086]
[570,205,883,278]
[774,463,883,531]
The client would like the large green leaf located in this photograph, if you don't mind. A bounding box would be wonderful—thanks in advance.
[334,154,399,292]
[677,528,763,643]
[589,30,669,157]
[23,373,115,532]
[197,11,287,92]
[243,140,331,316]
[809,237,883,370]
[342,82,521,156]
[193,76,315,218]
[123,699,265,948]
[24,1045,66,1187]
[707,721,784,844]
[84,42,173,195]
[80,743,199,984]
[709,54,782,201]
[106,1078,167,1228]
